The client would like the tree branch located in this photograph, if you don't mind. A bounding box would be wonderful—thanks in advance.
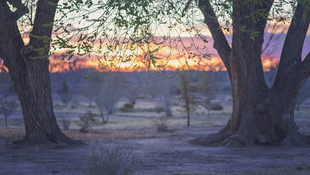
[29,0,59,58]
[181,0,193,17]
[198,0,231,71]
[301,52,310,77]
[281,2,310,63]
[255,0,274,49]
[0,1,26,70]
[273,2,310,88]
[7,0,29,21]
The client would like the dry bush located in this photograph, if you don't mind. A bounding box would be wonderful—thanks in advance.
[58,114,71,131]
[85,142,139,175]
[76,111,97,133]
[0,128,25,141]
[153,116,170,132]
[62,130,156,141]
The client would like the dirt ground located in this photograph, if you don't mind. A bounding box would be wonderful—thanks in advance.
[1,126,310,175]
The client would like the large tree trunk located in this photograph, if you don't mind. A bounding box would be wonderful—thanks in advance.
[0,0,79,145]
[195,0,310,147]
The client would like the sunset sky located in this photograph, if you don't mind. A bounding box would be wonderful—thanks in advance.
[46,30,310,73]
[1,29,309,73]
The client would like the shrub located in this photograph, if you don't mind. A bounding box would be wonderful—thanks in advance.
[76,111,97,133]
[153,116,170,132]
[155,106,164,113]
[210,103,224,111]
[123,103,134,109]
[119,103,134,112]
[85,142,139,175]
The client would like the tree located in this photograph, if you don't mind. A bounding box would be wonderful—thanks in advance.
[94,72,124,123]
[158,75,178,117]
[192,0,310,147]
[0,0,78,144]
[178,71,201,126]
[143,72,178,117]
[198,74,215,117]
[0,100,19,128]
[126,85,140,105]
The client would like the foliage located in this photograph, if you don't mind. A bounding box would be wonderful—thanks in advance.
[53,0,210,71]
[296,78,310,110]
[119,103,134,112]
[155,105,164,113]
[210,103,224,111]
[76,110,97,133]
[123,103,134,109]
[0,100,19,128]
[85,142,139,175]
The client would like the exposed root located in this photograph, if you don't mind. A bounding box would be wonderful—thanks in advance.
[190,132,257,147]
[189,133,227,146]
[281,131,310,147]
[189,131,234,146]
[224,134,253,147]
[224,140,243,147]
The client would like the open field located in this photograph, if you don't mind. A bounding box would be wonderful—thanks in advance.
[1,97,310,175]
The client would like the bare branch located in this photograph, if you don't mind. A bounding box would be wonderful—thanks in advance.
[198,0,231,71]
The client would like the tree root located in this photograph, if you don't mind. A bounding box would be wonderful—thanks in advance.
[224,134,253,147]
[189,131,233,146]
[190,132,273,147]
[190,128,310,147]
[281,131,310,147]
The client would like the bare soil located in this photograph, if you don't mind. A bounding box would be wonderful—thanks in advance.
[1,126,310,175]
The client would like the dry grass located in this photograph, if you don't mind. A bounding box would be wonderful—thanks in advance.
[165,169,310,175]
[0,128,157,142]
[63,129,157,141]
[0,128,25,140]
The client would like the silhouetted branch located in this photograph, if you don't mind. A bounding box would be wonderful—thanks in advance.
[198,0,231,71]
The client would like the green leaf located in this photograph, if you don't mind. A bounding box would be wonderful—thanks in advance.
[83,75,88,82]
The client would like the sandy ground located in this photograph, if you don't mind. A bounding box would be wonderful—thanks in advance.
[1,127,310,175]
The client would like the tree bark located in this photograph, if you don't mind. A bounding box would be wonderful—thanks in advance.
[0,0,79,145]
[194,0,310,147]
